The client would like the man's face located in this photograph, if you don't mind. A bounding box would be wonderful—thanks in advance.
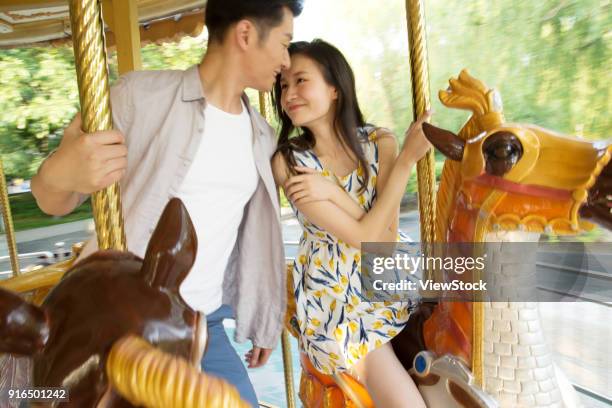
[244,7,293,92]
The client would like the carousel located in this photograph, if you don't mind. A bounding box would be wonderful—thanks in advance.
[0,0,611,407]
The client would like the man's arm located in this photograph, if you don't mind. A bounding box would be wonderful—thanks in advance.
[31,113,127,216]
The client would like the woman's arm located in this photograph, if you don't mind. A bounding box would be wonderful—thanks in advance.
[280,113,431,249]
[327,130,401,240]
[372,130,401,239]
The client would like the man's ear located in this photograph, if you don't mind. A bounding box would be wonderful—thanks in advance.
[235,19,256,50]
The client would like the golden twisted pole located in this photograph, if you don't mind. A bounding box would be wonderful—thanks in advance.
[107,336,250,408]
[69,0,126,250]
[405,0,437,246]
[259,91,298,408]
[405,3,484,385]
[0,157,20,276]
[281,330,297,408]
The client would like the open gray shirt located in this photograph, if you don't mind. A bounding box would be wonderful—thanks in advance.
[78,65,286,349]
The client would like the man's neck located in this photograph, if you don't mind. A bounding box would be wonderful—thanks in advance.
[198,47,246,114]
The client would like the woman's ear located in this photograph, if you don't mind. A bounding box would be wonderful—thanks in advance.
[331,87,338,100]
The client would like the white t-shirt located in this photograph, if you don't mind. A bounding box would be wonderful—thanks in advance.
[177,100,258,315]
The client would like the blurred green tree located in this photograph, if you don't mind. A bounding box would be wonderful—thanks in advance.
[0,0,609,183]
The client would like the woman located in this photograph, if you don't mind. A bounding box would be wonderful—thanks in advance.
[270,39,430,407]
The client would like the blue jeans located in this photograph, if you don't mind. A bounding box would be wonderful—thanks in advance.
[201,305,258,407]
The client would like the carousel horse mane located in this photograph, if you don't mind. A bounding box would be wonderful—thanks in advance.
[433,70,505,242]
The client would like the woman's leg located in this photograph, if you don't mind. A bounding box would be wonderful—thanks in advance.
[352,342,425,408]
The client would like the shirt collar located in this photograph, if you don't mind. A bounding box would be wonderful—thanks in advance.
[181,64,266,136]
[181,65,205,102]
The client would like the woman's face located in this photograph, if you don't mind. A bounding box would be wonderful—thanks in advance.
[280,54,338,128]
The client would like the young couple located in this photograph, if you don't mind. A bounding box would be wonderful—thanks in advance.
[31,0,429,406]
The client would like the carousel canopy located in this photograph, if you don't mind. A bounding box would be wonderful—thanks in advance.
[0,0,206,49]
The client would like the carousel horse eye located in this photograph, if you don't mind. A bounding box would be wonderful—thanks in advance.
[493,144,515,158]
[483,132,524,176]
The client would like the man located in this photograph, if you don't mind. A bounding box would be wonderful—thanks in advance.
[31,0,303,405]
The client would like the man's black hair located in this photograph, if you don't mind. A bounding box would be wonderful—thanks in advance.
[205,0,303,44]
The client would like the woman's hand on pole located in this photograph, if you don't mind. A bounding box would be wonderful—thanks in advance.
[399,110,433,164]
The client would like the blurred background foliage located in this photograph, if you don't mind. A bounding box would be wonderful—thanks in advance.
[0,0,609,182]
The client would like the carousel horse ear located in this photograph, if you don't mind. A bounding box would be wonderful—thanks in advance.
[0,287,49,356]
[422,122,465,161]
[141,198,197,291]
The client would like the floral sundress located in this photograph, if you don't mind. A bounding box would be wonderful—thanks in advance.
[289,126,412,374]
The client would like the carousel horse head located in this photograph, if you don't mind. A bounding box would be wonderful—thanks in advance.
[0,198,207,407]
[403,70,611,407]
[422,70,611,242]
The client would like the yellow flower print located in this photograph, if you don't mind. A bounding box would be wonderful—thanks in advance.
[316,232,325,239]
[375,339,382,348]
[346,304,354,313]
[311,318,321,327]
[314,290,323,298]
[382,310,393,320]
[351,295,360,306]
[357,165,364,177]
[305,328,315,336]
[372,321,384,329]
[329,353,339,361]
[340,252,347,264]
[299,255,307,265]
[332,285,343,294]
[328,259,335,269]
[359,343,368,357]
[387,329,397,337]
[334,327,344,341]
[358,194,366,206]
[330,299,336,311]
[322,169,330,177]
[340,276,349,286]
[314,258,322,267]
[371,175,377,187]
[369,131,378,141]
[348,321,358,333]
[349,346,360,360]
[354,253,361,263]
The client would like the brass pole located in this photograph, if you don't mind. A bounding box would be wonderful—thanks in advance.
[405,0,437,245]
[69,0,126,250]
[281,330,297,408]
[258,90,297,408]
[405,2,484,385]
[0,157,20,276]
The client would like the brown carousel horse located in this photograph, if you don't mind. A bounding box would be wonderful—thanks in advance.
[292,70,611,407]
[0,198,248,407]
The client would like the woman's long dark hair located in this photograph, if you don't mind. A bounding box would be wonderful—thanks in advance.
[273,39,369,192]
